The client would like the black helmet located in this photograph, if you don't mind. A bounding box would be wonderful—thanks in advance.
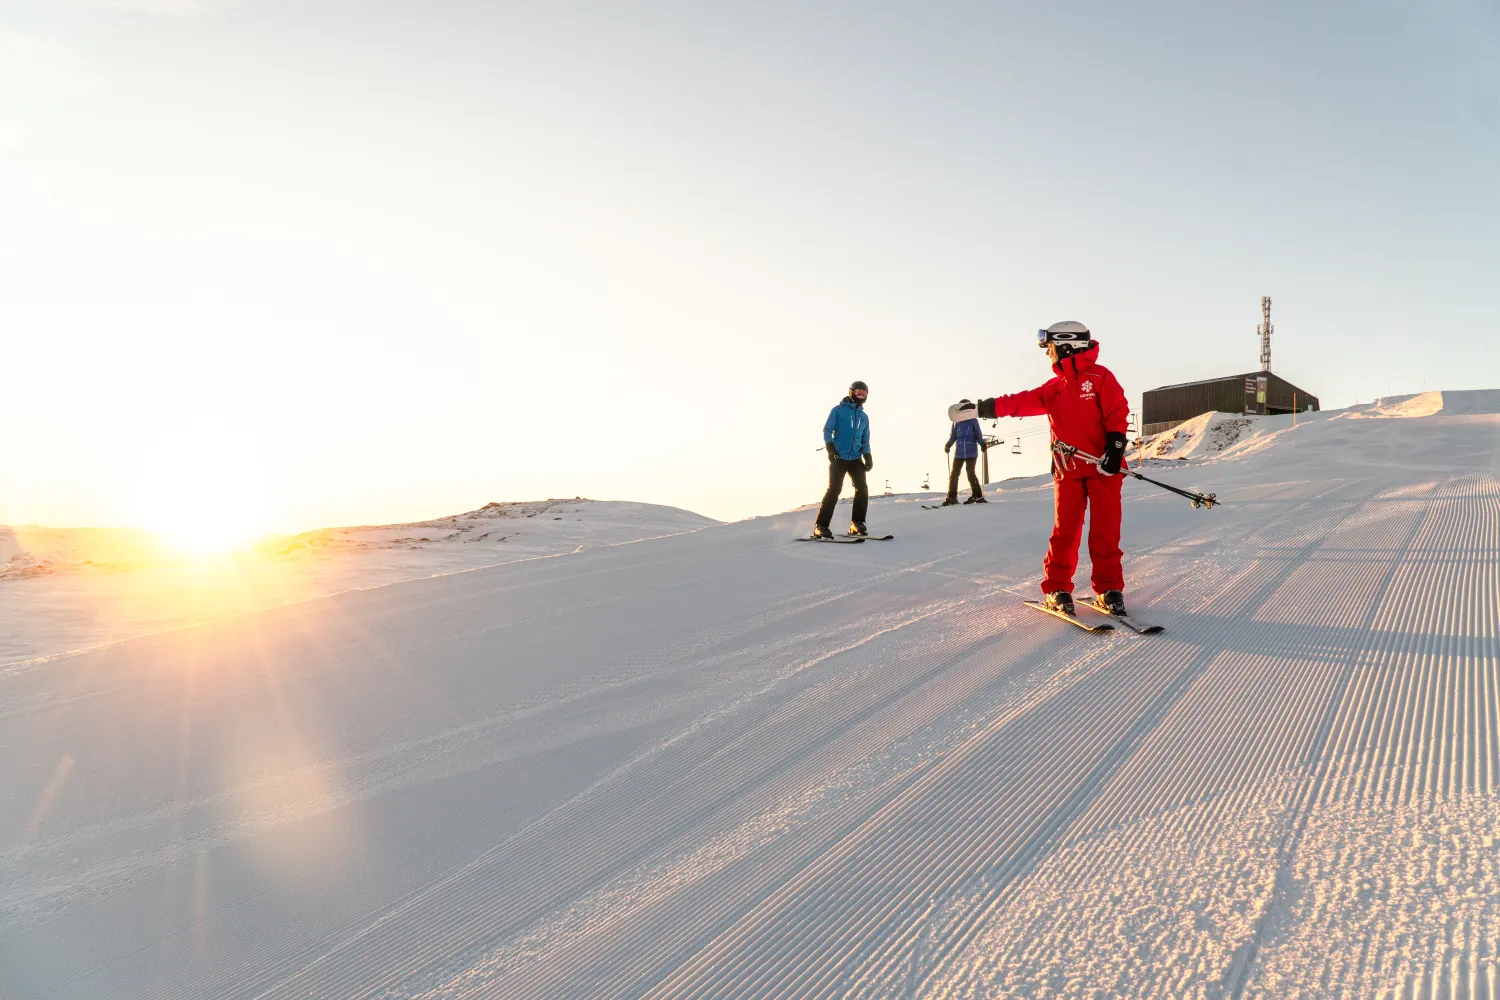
[849,380,868,394]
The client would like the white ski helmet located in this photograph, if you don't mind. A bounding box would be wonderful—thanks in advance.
[1037,320,1092,348]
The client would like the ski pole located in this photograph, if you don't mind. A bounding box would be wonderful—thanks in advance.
[1052,441,1218,509]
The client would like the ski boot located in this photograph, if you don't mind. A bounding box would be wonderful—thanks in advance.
[847,521,869,537]
[1042,591,1076,615]
[940,497,960,506]
[1092,590,1126,615]
[963,495,988,504]
[811,524,837,540]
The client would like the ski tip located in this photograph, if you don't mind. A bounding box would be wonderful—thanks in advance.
[1022,601,1116,631]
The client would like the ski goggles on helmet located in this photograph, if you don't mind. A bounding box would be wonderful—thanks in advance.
[1037,327,1092,348]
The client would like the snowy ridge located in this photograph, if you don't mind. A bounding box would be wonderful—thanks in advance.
[0,525,166,581]
[0,498,717,665]
[5,395,1500,998]
[259,497,716,564]
[1358,388,1500,418]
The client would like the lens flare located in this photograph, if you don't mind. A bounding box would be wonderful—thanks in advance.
[131,422,272,557]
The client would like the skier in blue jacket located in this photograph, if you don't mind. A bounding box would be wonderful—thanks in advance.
[814,380,873,538]
[943,400,989,505]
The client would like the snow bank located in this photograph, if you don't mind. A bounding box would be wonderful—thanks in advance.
[1360,391,1446,417]
[1137,410,1303,461]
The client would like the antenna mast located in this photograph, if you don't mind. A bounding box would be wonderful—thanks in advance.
[1258,296,1273,372]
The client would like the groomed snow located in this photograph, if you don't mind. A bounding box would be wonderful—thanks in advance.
[4,397,1500,998]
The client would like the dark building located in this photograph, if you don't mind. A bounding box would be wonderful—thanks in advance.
[1142,371,1319,437]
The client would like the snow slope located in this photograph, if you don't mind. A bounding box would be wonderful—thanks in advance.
[4,399,1500,998]
[1140,388,1500,463]
[0,499,716,665]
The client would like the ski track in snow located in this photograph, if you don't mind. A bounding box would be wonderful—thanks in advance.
[4,401,1500,999]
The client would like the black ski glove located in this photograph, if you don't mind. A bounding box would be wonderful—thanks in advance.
[862,453,874,472]
[944,441,953,454]
[1101,432,1127,475]
[825,442,838,462]
[977,398,998,420]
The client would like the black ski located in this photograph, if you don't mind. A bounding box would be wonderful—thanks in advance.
[1079,602,1163,633]
[851,534,895,540]
[1023,601,1115,632]
[921,503,961,510]
[795,536,865,544]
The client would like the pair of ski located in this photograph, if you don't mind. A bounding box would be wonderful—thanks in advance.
[920,500,987,510]
[796,533,895,544]
[1023,599,1163,634]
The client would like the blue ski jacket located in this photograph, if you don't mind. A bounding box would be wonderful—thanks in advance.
[824,397,870,461]
[947,418,985,460]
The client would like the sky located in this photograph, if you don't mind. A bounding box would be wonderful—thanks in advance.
[2,0,1498,534]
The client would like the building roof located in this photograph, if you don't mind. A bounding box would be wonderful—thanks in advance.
[1145,371,1317,395]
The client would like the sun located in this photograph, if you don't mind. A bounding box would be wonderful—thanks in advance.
[132,424,273,558]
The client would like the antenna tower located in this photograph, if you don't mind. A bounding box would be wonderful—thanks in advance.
[1258,296,1273,372]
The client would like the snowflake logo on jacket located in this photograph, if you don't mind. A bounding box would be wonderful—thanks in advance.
[1080,379,1096,397]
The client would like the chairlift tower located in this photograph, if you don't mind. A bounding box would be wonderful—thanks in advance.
[980,435,1004,484]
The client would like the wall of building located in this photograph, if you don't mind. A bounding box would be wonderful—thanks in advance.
[1142,372,1319,436]
[1142,377,1246,435]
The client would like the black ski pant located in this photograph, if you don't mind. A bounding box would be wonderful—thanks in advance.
[817,458,869,527]
[947,455,982,500]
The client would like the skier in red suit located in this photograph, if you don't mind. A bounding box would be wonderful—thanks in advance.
[974,321,1132,617]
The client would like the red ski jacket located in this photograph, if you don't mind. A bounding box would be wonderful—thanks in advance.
[982,342,1130,480]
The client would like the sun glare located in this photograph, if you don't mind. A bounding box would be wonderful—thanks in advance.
[132,424,272,558]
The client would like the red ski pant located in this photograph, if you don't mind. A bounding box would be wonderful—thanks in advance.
[1042,472,1124,596]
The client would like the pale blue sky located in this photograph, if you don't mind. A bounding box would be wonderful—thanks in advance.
[3,0,1497,533]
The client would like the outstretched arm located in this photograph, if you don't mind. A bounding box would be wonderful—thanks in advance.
[977,383,1052,420]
